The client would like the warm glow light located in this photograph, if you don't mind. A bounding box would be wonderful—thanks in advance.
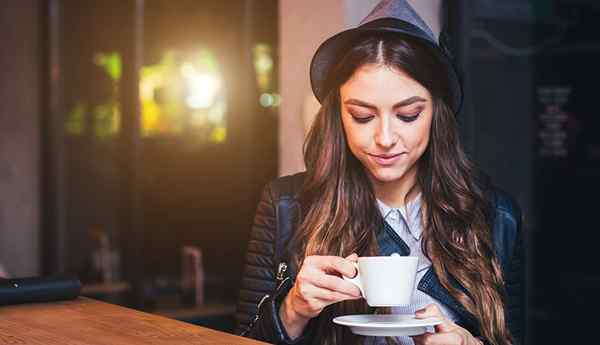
[253,44,274,91]
[259,93,281,108]
[180,62,195,78]
[139,48,228,142]
[180,62,222,109]
[260,93,274,107]
[255,52,273,73]
[184,72,222,109]
[206,102,227,122]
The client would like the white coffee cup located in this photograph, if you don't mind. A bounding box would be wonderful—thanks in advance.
[343,256,418,307]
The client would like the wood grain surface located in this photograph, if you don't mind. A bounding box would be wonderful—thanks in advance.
[155,304,236,320]
[0,297,268,345]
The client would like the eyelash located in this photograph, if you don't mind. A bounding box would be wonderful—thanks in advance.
[351,113,421,123]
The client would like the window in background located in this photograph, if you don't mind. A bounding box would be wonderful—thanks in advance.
[65,51,122,138]
[140,48,227,143]
[44,0,279,332]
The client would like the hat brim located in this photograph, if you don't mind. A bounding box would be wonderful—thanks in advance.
[309,19,463,114]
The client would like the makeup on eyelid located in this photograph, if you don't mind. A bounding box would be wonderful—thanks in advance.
[349,112,422,123]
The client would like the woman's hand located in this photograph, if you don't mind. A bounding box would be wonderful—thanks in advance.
[279,253,362,339]
[412,304,484,345]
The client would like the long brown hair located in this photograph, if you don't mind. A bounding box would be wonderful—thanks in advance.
[292,33,512,345]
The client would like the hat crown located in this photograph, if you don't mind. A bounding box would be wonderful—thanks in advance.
[309,0,463,114]
[359,0,437,43]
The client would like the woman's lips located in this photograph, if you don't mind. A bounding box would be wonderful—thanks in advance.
[369,152,405,166]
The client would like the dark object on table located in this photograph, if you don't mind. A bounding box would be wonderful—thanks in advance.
[0,276,81,306]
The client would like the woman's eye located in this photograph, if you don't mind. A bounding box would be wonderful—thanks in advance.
[351,115,374,123]
[397,113,420,122]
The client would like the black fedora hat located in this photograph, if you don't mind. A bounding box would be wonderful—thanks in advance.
[309,0,463,114]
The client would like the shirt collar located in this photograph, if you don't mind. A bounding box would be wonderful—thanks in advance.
[377,193,423,240]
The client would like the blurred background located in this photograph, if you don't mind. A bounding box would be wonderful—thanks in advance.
[0,0,598,344]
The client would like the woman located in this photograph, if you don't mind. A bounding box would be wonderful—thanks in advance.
[235,1,524,345]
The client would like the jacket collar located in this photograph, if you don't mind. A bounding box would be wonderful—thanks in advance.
[376,221,477,329]
[376,194,424,241]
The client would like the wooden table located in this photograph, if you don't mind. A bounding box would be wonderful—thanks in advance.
[0,297,269,345]
[155,304,237,320]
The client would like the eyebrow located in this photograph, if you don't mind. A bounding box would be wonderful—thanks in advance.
[344,96,426,110]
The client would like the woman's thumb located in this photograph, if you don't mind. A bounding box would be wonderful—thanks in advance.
[415,304,453,333]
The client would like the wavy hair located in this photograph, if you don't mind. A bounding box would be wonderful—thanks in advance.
[291,33,512,345]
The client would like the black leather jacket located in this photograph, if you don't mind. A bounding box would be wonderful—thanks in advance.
[235,172,525,345]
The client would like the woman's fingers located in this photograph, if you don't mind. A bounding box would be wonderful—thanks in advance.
[412,331,463,345]
[291,282,357,315]
[309,255,354,276]
[413,304,481,345]
[305,255,358,278]
[309,271,361,297]
[415,304,454,333]
[297,264,360,297]
[286,255,362,320]
[415,304,443,318]
[296,255,361,298]
[309,287,359,302]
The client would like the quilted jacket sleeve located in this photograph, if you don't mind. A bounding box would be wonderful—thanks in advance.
[235,183,277,332]
[235,182,310,344]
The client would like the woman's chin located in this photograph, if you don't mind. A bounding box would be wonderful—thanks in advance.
[369,169,406,184]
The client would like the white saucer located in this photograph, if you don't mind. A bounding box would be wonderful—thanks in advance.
[333,314,443,337]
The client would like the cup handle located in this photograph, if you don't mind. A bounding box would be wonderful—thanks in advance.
[342,262,365,298]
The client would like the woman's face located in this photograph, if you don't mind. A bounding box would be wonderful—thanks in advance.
[340,63,433,187]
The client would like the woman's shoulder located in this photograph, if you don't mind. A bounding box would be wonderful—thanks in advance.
[265,171,306,201]
[486,186,523,267]
[488,187,522,229]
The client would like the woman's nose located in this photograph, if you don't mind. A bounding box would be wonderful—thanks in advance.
[375,117,397,148]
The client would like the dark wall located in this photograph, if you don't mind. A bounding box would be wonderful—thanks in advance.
[453,1,534,219]
[450,1,536,344]
[0,0,41,276]
[452,1,600,344]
